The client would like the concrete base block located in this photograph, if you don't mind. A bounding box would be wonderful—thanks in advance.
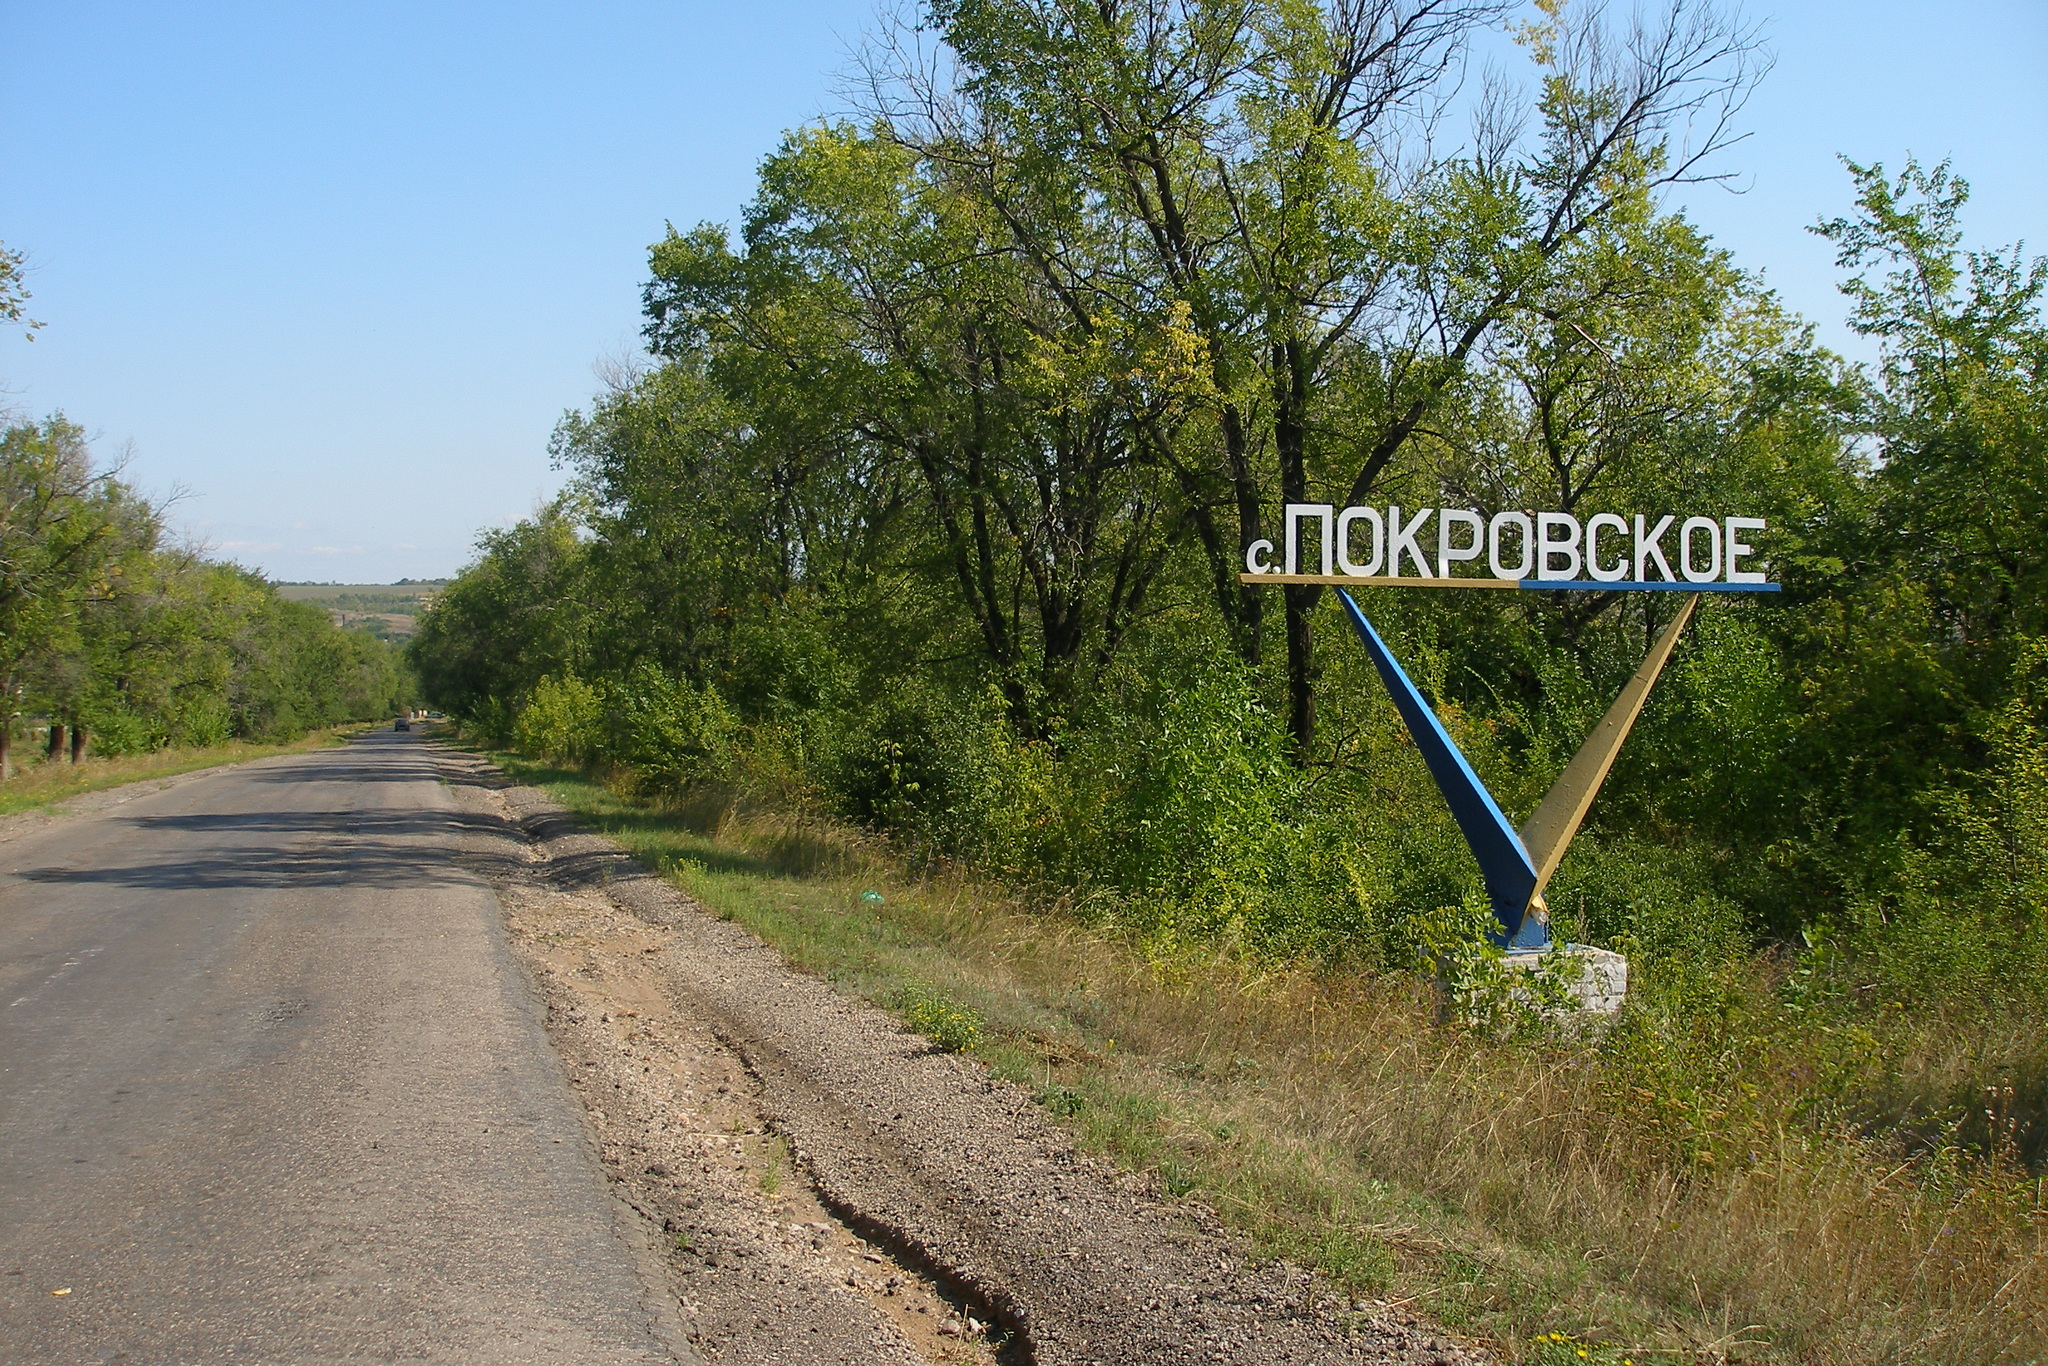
[1504,943,1629,1018]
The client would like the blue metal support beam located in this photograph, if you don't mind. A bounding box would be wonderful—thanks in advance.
[1335,590,1547,948]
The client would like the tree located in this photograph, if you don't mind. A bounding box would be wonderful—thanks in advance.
[1,416,415,771]
[407,504,592,728]
[0,418,147,776]
[1744,157,2048,899]
[0,238,41,341]
[644,125,1196,735]
[868,0,1767,751]
[1816,157,2048,668]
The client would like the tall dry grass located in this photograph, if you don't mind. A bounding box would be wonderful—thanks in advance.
[1065,961,2047,1364]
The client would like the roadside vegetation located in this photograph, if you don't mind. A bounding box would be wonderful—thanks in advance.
[473,750,2044,1365]
[410,3,2046,1361]
[0,415,413,776]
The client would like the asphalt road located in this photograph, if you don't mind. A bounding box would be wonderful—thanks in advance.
[0,730,687,1365]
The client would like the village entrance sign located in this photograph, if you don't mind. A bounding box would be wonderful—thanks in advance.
[1243,503,1779,977]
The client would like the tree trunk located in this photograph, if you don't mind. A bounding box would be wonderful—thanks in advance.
[47,723,65,762]
[1275,339,1317,757]
[1221,406,1265,669]
[70,723,87,765]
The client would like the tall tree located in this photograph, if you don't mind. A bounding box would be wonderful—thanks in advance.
[645,125,1198,735]
[1816,157,2048,667]
[869,0,1766,750]
[0,419,143,776]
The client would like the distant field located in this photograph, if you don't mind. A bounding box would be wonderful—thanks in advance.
[273,582,447,641]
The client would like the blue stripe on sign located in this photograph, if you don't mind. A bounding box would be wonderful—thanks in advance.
[1518,580,1781,592]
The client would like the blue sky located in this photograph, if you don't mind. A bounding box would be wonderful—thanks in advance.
[1,1,2042,583]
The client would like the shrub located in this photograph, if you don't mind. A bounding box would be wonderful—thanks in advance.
[599,663,739,792]
[514,673,603,765]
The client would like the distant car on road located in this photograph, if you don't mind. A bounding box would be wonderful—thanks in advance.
[394,717,411,732]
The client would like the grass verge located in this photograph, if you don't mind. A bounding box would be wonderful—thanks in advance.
[0,725,376,818]
[473,747,2047,1366]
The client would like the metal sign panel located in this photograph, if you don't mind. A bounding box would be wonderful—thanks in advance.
[1244,504,1768,947]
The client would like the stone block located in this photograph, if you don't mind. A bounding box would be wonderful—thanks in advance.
[1503,943,1628,1018]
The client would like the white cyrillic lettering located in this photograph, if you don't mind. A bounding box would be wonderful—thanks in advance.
[1245,538,1276,574]
[1337,506,1384,576]
[1635,514,1676,581]
[1586,513,1629,581]
[1387,505,1433,577]
[1537,512,1583,581]
[1680,516,1723,582]
[1724,517,1766,583]
[1437,509,1484,578]
[1284,504,1335,576]
[1488,512,1533,580]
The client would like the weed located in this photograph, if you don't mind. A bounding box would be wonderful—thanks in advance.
[893,985,984,1054]
[1035,1084,1086,1117]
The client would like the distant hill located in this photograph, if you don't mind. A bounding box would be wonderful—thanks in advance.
[271,582,448,642]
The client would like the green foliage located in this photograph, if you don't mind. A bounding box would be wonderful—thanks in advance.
[1409,888,1587,1035]
[0,236,39,338]
[600,663,741,790]
[0,418,410,770]
[405,503,587,730]
[513,673,604,766]
[499,664,742,790]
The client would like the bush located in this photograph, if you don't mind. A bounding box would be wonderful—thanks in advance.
[599,663,740,792]
[514,673,604,765]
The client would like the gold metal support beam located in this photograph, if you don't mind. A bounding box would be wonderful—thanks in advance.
[1516,593,1701,904]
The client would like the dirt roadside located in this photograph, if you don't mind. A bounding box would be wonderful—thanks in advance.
[436,744,1494,1366]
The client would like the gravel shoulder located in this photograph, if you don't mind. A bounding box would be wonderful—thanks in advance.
[437,744,1493,1366]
